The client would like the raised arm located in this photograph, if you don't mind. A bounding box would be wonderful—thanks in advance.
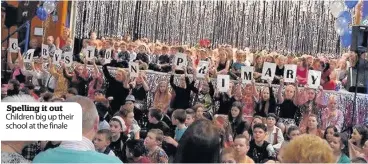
[315,86,326,107]
[293,80,299,105]
[277,79,284,104]
[7,50,15,70]
[141,73,149,91]
[102,63,114,81]
[62,63,73,81]
[252,79,260,102]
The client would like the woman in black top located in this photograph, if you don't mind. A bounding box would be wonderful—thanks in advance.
[169,66,196,110]
[228,102,248,139]
[102,61,130,114]
[62,61,89,96]
[130,72,149,110]
[214,82,235,115]
[277,79,299,127]
[254,80,277,117]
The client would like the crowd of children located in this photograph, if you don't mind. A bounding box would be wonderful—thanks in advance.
[2,31,368,163]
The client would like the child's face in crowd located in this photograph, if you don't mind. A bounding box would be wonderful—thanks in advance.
[266,117,276,127]
[235,54,243,62]
[144,132,158,148]
[329,136,342,153]
[196,107,204,118]
[253,128,266,142]
[221,154,236,163]
[159,82,167,93]
[307,57,313,66]
[307,116,318,129]
[231,107,240,118]
[148,112,156,123]
[233,138,250,156]
[125,101,134,110]
[261,87,270,100]
[120,45,127,51]
[93,133,110,151]
[244,85,252,95]
[109,121,123,136]
[185,114,195,126]
[284,85,295,99]
[351,129,362,143]
[47,36,53,45]
[115,71,124,82]
[325,128,335,142]
[201,82,209,93]
[288,130,300,140]
[171,116,178,125]
[328,97,337,110]
[90,32,97,40]
[125,112,134,126]
[280,58,286,66]
[307,89,316,101]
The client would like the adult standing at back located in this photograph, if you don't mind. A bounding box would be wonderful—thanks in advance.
[33,96,122,163]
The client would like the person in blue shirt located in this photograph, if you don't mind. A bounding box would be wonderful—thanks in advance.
[33,96,122,163]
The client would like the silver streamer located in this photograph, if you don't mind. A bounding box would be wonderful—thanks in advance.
[75,1,350,57]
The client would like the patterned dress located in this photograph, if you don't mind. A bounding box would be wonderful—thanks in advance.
[1,152,30,163]
[49,65,68,98]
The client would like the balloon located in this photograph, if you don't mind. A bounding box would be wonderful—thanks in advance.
[345,0,358,9]
[339,11,352,23]
[341,29,352,48]
[36,7,48,21]
[330,1,346,18]
[334,17,349,36]
[43,1,56,14]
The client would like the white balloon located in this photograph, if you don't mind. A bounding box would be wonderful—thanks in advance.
[330,1,345,18]
[43,2,56,14]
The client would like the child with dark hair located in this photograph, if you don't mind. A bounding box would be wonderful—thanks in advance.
[164,109,187,143]
[147,108,172,137]
[93,129,115,156]
[125,139,151,163]
[185,108,195,126]
[247,123,276,163]
[329,132,350,163]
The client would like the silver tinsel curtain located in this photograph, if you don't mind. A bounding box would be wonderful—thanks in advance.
[75,0,345,55]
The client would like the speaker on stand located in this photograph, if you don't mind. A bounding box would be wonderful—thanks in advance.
[345,25,368,132]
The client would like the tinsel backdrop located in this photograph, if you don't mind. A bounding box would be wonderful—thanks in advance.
[75,0,348,56]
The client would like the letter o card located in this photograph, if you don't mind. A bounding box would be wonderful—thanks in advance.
[308,70,321,89]
[217,75,230,92]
